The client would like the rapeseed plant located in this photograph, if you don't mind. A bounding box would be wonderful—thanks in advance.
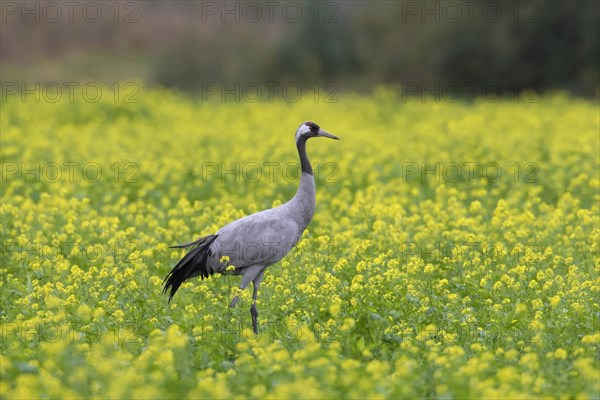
[1,88,598,398]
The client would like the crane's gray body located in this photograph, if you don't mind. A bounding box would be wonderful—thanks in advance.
[206,172,315,274]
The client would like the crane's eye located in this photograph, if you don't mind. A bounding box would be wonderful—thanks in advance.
[305,122,320,131]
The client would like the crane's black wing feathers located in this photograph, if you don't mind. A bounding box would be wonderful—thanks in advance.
[162,234,219,301]
[168,237,209,249]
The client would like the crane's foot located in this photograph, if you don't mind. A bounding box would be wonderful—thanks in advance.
[250,304,258,334]
[229,296,239,308]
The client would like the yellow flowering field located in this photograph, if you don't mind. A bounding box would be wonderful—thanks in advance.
[1,87,599,398]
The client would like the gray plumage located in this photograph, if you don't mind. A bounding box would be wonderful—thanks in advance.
[163,121,340,333]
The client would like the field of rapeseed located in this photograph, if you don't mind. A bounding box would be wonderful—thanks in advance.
[1,87,599,398]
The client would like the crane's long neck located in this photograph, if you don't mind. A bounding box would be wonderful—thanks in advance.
[290,137,316,228]
[297,136,312,175]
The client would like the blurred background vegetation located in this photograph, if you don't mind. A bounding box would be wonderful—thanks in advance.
[1,0,598,97]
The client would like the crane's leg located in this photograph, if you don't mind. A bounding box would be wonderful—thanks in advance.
[250,269,265,334]
[228,265,262,308]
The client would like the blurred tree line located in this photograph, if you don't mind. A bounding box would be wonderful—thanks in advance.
[1,1,598,97]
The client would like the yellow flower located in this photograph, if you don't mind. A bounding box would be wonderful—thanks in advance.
[554,348,568,360]
[581,333,600,344]
[341,318,355,332]
[76,304,92,322]
[166,325,188,348]
[112,309,125,323]
[329,302,341,316]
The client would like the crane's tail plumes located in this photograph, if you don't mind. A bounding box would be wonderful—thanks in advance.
[162,234,219,302]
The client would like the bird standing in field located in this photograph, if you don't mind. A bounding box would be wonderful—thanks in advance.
[163,122,340,333]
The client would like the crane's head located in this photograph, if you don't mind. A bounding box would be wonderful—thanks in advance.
[295,121,340,142]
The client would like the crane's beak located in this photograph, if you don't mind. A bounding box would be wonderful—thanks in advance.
[318,129,340,140]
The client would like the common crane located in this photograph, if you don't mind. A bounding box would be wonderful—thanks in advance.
[163,122,340,334]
